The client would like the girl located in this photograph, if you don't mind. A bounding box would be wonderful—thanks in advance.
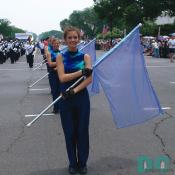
[56,27,92,174]
[46,38,61,113]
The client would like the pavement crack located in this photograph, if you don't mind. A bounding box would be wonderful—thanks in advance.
[0,80,30,156]
[153,112,175,163]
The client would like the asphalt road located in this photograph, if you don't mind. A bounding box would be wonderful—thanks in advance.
[0,51,175,175]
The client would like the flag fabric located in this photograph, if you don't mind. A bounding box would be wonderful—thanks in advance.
[80,39,100,95]
[93,24,164,128]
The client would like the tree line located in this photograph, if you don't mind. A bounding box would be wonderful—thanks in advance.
[0,19,25,39]
[0,18,38,40]
[1,0,175,40]
[60,0,175,39]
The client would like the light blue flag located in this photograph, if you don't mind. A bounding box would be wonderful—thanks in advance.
[93,24,164,128]
[80,39,100,95]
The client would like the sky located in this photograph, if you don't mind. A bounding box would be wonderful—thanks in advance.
[0,0,94,35]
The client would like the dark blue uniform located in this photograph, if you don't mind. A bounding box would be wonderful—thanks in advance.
[60,50,90,169]
[48,46,60,113]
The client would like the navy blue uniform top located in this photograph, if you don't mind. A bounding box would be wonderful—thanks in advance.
[50,49,60,62]
[60,49,85,92]
[48,47,60,73]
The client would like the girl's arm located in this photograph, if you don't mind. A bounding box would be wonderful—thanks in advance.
[56,54,82,83]
[73,54,92,94]
[46,52,57,67]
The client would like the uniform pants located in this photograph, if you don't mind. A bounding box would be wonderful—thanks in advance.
[60,89,90,168]
[9,50,15,64]
[49,70,60,111]
[27,54,34,68]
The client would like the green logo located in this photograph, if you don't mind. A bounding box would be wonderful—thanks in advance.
[137,155,170,173]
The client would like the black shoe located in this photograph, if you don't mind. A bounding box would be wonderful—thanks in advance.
[79,166,87,174]
[68,167,77,174]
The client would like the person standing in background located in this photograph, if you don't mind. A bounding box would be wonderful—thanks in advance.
[168,35,175,63]
[25,42,35,68]
[46,38,61,113]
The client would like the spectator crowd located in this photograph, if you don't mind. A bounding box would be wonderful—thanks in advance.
[141,35,175,62]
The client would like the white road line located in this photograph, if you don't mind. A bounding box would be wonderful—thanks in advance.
[161,107,171,110]
[147,65,175,68]
[29,88,50,91]
[169,82,175,84]
[146,60,169,63]
[0,68,28,71]
[16,62,26,64]
[144,106,171,110]
[25,113,55,117]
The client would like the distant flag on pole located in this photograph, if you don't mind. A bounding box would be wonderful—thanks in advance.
[80,39,100,95]
[93,23,164,128]
[102,25,109,34]
[80,29,85,37]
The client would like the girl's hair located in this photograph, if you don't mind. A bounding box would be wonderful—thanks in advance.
[64,26,81,40]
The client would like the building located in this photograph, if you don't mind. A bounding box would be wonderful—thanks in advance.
[155,14,175,25]
[15,32,33,41]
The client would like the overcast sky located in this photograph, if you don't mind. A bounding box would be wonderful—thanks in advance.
[0,0,94,35]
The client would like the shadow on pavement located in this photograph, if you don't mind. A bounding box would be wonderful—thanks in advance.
[28,156,136,175]
[89,156,136,174]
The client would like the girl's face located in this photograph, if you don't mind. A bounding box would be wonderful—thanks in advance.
[65,31,80,50]
[52,41,60,50]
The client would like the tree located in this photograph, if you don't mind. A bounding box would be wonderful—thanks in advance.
[163,0,175,16]
[60,7,103,39]
[0,18,26,39]
[0,19,12,37]
[93,0,175,35]
[94,0,124,44]
[156,23,175,36]
[141,20,157,36]
[38,30,63,40]
[60,19,71,31]
[123,3,143,31]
